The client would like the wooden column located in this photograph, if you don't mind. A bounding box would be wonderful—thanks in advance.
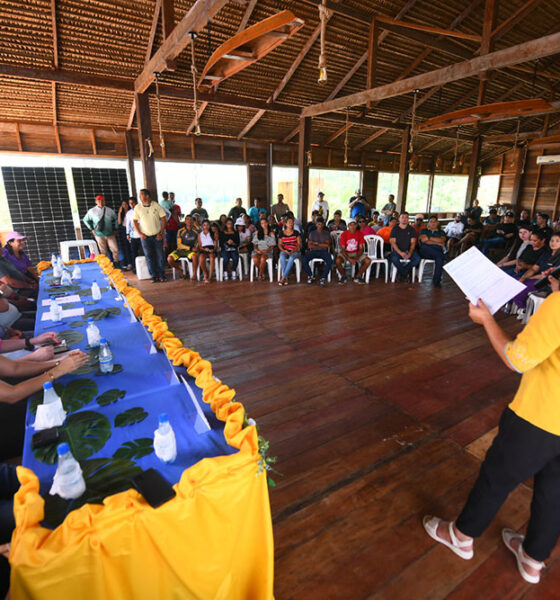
[124,130,137,197]
[427,160,435,214]
[465,136,481,207]
[530,149,545,217]
[135,91,158,199]
[297,117,311,222]
[366,18,378,110]
[266,142,273,212]
[362,169,378,209]
[396,126,410,212]
[511,145,527,211]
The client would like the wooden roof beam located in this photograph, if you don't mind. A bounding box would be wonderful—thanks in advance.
[161,0,175,40]
[135,0,229,93]
[376,16,481,42]
[491,0,544,43]
[302,31,560,118]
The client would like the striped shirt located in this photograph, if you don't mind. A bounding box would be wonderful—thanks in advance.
[279,230,300,252]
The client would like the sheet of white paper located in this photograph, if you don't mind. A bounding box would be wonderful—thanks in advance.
[443,246,526,314]
[41,294,80,306]
[41,307,85,321]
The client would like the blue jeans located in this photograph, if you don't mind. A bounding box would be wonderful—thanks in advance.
[419,245,445,284]
[165,229,177,254]
[303,249,332,279]
[279,251,300,278]
[117,226,132,267]
[221,249,239,272]
[482,236,506,255]
[390,250,421,276]
[141,235,165,278]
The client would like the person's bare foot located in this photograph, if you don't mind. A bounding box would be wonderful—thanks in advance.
[436,520,473,550]
[508,536,541,579]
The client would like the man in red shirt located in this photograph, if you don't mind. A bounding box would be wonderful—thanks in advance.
[335,218,371,284]
[165,204,183,255]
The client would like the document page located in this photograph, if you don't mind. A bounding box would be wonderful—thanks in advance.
[443,246,526,314]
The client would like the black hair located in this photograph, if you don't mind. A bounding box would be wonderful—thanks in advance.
[201,219,210,226]
[162,191,169,199]
[428,215,438,220]
[538,213,550,221]
[531,229,547,241]
[256,221,270,240]
[316,217,325,223]
[489,208,498,214]
[401,211,409,216]
[140,188,151,197]
[128,196,137,202]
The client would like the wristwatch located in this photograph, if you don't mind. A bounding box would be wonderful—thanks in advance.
[24,335,34,351]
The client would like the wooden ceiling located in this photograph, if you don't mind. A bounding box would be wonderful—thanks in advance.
[1,0,559,161]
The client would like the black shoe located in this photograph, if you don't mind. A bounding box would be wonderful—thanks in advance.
[433,281,441,288]
[160,275,167,282]
[152,277,159,283]
[353,277,365,285]
[307,276,314,285]
[320,278,327,287]
[338,277,347,285]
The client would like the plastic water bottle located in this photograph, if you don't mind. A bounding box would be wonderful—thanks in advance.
[53,259,62,279]
[98,338,113,373]
[72,264,82,281]
[54,443,86,499]
[91,280,101,300]
[51,253,57,265]
[86,318,101,347]
[60,270,72,285]
[43,381,61,404]
[50,298,63,322]
[153,413,177,463]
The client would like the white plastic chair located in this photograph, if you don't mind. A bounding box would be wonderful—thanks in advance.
[60,239,98,262]
[197,254,221,281]
[217,253,243,281]
[171,257,195,280]
[418,259,436,282]
[390,259,417,283]
[523,293,546,323]
[277,257,302,282]
[363,235,389,284]
[238,252,251,278]
[250,255,274,282]
[330,231,343,255]
[308,258,332,282]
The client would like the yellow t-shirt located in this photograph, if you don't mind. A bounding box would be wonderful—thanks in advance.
[505,292,560,435]
[133,202,166,237]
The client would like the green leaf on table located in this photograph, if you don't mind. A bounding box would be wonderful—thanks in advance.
[96,388,126,406]
[113,438,153,460]
[85,308,107,320]
[65,410,111,459]
[77,287,110,297]
[47,285,80,293]
[62,303,79,309]
[105,307,121,316]
[57,330,84,348]
[33,441,63,466]
[82,300,98,305]
[69,320,86,328]
[72,349,100,375]
[61,378,98,412]
[96,364,123,376]
[41,457,142,528]
[114,407,148,428]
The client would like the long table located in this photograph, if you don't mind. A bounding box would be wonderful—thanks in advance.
[9,261,274,600]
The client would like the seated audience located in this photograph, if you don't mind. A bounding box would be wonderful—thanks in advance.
[457,216,483,254]
[470,199,482,221]
[376,216,398,245]
[335,218,371,285]
[357,217,376,237]
[1,233,39,285]
[189,197,209,222]
[197,219,218,283]
[278,216,302,286]
[167,215,199,279]
[481,211,517,255]
[228,198,247,221]
[219,218,240,280]
[371,214,385,233]
[327,210,347,232]
[252,217,276,281]
[444,214,465,256]
[419,216,446,288]
[483,208,501,226]
[306,210,320,236]
[218,214,227,231]
[165,204,183,255]
[390,212,421,282]
[497,226,532,269]
[502,230,547,278]
[236,217,253,259]
[516,209,531,229]
[370,210,380,224]
[535,212,553,241]
[303,217,332,286]
[413,214,425,237]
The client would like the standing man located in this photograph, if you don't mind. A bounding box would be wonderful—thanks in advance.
[124,196,143,273]
[335,218,371,284]
[390,212,421,282]
[271,193,289,224]
[160,191,174,213]
[418,215,446,288]
[312,192,330,223]
[303,217,332,286]
[133,189,167,283]
[381,194,396,225]
[348,189,369,220]
[228,197,247,221]
[190,197,209,222]
[248,198,260,225]
[82,194,119,265]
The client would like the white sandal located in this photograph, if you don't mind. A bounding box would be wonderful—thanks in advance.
[423,516,474,560]
[502,529,544,584]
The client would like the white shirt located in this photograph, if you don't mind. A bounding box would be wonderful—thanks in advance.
[312,199,329,216]
[124,210,140,239]
[444,221,464,238]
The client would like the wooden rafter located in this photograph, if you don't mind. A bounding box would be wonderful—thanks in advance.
[14,123,22,152]
[353,129,387,151]
[51,0,58,128]
[325,123,352,146]
[302,31,560,117]
[375,16,481,42]
[161,0,175,40]
[90,129,97,155]
[491,0,544,43]
[135,0,229,93]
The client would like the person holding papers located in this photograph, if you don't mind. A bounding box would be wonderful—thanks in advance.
[423,277,560,586]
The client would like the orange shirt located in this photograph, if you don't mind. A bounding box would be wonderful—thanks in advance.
[377,226,393,245]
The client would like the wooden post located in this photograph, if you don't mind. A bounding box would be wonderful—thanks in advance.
[396,126,410,212]
[135,91,158,199]
[297,117,311,222]
[530,149,545,217]
[465,136,481,207]
[124,130,137,197]
[366,18,378,110]
[552,178,560,222]
[266,142,273,212]
[511,145,527,211]
[427,158,435,213]
[496,153,504,202]
[362,169,378,209]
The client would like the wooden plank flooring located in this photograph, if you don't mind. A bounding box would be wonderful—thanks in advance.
[131,271,560,599]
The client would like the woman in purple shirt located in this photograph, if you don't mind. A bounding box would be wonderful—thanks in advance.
[1,232,38,284]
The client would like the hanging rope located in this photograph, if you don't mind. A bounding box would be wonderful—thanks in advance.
[154,72,166,151]
[344,108,349,166]
[318,0,329,83]
[146,138,154,157]
[189,32,201,136]
[452,126,460,171]
[409,89,419,154]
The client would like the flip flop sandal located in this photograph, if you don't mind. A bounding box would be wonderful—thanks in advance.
[502,529,544,584]
[423,516,474,560]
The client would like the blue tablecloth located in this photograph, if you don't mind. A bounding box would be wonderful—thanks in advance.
[23,262,236,525]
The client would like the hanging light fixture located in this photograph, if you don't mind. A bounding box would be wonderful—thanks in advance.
[189,32,202,136]
[154,72,166,152]
[318,0,329,84]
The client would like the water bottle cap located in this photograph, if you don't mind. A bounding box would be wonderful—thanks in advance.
[43,382,53,390]
[92,279,97,283]
[57,443,70,455]
[87,318,94,323]
[99,338,107,344]
[159,413,169,424]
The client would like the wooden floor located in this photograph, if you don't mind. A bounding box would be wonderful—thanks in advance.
[133,269,560,600]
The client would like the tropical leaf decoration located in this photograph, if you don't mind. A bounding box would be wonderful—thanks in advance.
[77,287,109,297]
[96,388,126,406]
[115,407,148,427]
[57,330,84,348]
[29,378,98,415]
[84,307,122,320]
[82,300,98,306]
[69,320,87,328]
[72,348,100,375]
[47,285,80,293]
[113,438,153,460]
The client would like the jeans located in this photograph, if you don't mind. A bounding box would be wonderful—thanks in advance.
[130,238,143,272]
[140,235,165,278]
[221,249,239,272]
[279,251,301,278]
[419,245,445,284]
[303,250,333,279]
[165,229,178,255]
[117,226,132,267]
[456,408,560,562]
[481,236,506,255]
[390,250,421,276]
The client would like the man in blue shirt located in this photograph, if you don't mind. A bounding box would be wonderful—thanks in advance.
[248,198,261,225]
[419,215,446,288]
[348,190,369,219]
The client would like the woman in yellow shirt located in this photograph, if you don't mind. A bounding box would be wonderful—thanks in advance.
[423,277,560,585]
